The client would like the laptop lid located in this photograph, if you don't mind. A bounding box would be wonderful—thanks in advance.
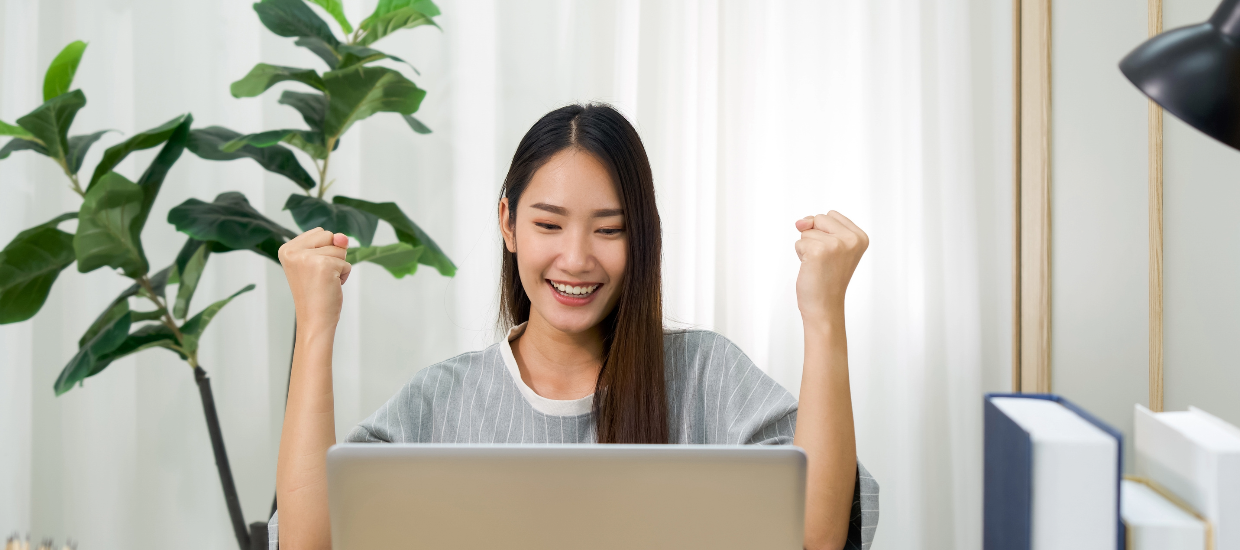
[326,444,806,550]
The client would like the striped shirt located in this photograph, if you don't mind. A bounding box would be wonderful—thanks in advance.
[269,327,879,549]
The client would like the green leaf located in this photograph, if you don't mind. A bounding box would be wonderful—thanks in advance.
[55,299,130,395]
[180,284,255,356]
[285,131,333,159]
[219,128,330,160]
[346,241,422,278]
[146,265,175,298]
[132,114,193,237]
[409,0,441,17]
[336,45,388,68]
[130,309,166,322]
[335,44,416,72]
[0,212,77,324]
[357,6,438,47]
[187,126,316,190]
[43,41,88,102]
[92,323,184,375]
[360,0,439,31]
[0,138,49,160]
[254,0,339,46]
[16,89,86,162]
[0,120,35,140]
[66,130,114,175]
[173,239,211,320]
[294,37,340,69]
[306,0,352,34]
[332,196,455,276]
[89,114,190,190]
[322,66,425,139]
[284,195,379,246]
[167,191,297,252]
[363,0,440,23]
[74,264,173,349]
[57,308,186,395]
[402,114,431,134]
[230,64,325,98]
[74,172,148,277]
[279,91,327,132]
[219,129,298,151]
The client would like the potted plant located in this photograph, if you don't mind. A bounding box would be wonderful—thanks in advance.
[0,1,451,548]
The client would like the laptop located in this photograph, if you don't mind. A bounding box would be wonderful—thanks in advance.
[326,444,806,550]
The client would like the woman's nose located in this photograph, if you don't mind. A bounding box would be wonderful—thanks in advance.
[558,230,595,273]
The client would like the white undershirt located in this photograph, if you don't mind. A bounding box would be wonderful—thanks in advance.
[500,322,595,416]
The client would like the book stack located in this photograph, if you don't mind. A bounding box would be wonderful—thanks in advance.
[983,393,1240,550]
[1129,404,1240,550]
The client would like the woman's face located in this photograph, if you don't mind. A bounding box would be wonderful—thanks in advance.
[499,148,627,336]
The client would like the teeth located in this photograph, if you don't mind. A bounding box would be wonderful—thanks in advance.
[551,281,599,296]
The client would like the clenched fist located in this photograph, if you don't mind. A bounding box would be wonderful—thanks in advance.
[279,228,353,334]
[794,211,868,325]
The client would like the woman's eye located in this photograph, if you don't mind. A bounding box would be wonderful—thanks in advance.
[534,222,560,230]
[597,228,624,236]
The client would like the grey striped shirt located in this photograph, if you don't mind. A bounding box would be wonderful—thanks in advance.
[269,329,879,549]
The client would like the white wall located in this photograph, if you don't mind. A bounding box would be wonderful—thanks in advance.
[1163,0,1240,427]
[1049,0,1150,467]
[1049,0,1240,472]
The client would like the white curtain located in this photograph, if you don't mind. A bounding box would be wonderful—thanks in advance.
[0,1,1013,549]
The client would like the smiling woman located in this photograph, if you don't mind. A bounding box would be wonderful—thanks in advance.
[497,105,666,443]
[271,103,878,550]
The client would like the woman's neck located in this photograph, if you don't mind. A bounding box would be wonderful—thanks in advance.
[511,311,604,400]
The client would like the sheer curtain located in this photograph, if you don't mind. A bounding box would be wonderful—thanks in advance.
[0,1,1012,549]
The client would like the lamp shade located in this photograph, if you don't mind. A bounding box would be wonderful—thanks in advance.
[1120,0,1240,150]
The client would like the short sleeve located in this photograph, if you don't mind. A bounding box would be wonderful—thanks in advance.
[268,511,278,550]
[846,460,880,549]
[681,331,798,445]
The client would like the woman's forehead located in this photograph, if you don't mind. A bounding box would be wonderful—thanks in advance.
[523,149,621,211]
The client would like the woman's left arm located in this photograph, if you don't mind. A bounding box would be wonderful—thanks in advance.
[792,211,868,550]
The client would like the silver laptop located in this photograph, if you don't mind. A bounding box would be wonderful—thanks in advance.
[326,444,806,550]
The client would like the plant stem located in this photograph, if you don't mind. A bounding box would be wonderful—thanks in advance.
[57,157,85,197]
[194,366,251,550]
[316,140,336,199]
[68,173,84,197]
[136,275,193,366]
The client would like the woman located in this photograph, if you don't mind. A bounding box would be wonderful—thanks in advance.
[272,104,878,550]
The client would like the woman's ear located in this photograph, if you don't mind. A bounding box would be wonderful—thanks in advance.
[498,198,517,253]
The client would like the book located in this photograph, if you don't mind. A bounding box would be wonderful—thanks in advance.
[1121,478,1206,550]
[1134,404,1240,550]
[984,394,1122,550]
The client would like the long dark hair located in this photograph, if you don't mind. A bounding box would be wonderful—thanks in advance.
[498,104,668,444]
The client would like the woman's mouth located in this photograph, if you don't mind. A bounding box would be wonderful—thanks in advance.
[547,279,602,306]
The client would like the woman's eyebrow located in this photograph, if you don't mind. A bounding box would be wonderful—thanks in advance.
[529,202,623,218]
[529,202,567,215]
[592,208,623,218]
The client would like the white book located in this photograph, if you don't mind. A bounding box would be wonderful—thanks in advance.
[1135,405,1240,550]
[1121,479,1206,550]
[991,397,1119,550]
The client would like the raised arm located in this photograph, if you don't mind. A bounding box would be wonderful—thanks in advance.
[792,212,868,550]
[276,228,352,550]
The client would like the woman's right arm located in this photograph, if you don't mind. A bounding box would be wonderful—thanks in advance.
[276,228,352,550]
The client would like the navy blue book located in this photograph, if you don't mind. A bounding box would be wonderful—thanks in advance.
[983,393,1124,550]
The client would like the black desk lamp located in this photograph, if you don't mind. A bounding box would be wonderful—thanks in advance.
[1121,0,1240,149]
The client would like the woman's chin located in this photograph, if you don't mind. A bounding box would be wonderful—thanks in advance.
[536,303,607,335]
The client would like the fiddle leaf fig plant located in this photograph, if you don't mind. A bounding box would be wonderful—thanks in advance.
[183,0,455,280]
[0,40,253,390]
[1,3,453,547]
[0,40,281,550]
